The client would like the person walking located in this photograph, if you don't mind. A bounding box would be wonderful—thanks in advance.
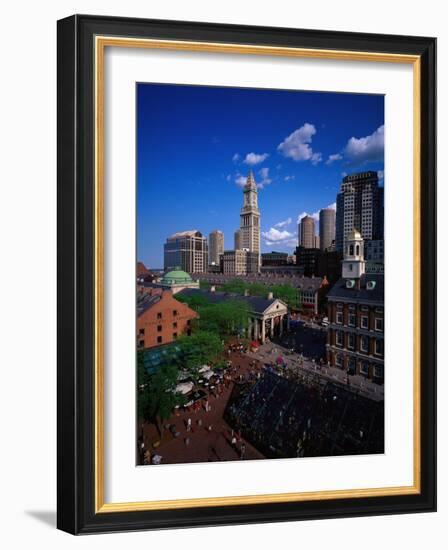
[240,443,246,459]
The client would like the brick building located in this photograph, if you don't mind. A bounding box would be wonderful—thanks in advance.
[136,290,198,350]
[326,230,384,383]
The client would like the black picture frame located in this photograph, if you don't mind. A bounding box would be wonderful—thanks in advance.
[57,14,436,534]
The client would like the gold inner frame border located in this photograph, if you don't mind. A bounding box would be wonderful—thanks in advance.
[94,36,421,513]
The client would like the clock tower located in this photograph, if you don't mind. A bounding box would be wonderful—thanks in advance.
[239,171,261,267]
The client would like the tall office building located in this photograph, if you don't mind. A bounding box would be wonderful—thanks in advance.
[335,171,384,252]
[164,230,208,273]
[208,230,224,266]
[319,207,336,251]
[234,229,242,250]
[239,171,261,268]
[299,215,316,249]
[223,249,259,275]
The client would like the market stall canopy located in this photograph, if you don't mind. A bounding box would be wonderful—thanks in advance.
[175,381,194,395]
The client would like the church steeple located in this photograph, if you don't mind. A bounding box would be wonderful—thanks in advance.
[342,229,365,280]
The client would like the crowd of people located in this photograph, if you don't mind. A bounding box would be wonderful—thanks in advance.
[138,348,264,465]
[225,369,384,459]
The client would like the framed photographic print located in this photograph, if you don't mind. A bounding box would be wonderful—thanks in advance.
[57,15,436,534]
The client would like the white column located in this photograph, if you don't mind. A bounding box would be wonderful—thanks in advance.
[261,318,266,343]
[279,315,284,336]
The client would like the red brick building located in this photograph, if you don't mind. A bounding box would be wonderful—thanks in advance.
[325,230,384,383]
[137,290,198,349]
[326,279,384,383]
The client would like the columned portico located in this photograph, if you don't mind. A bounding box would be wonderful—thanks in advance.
[252,302,289,344]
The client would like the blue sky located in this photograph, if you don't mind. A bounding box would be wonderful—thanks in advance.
[137,83,384,268]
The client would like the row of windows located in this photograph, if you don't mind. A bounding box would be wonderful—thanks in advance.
[334,331,384,356]
[155,310,179,320]
[335,312,383,331]
[334,354,383,378]
[138,332,179,348]
[139,321,182,336]
[139,328,194,347]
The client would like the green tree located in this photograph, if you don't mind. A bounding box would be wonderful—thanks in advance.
[175,330,223,378]
[220,279,248,294]
[137,351,183,435]
[174,293,211,309]
[197,299,249,338]
[271,284,301,310]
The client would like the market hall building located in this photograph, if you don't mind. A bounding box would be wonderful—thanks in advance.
[178,287,289,344]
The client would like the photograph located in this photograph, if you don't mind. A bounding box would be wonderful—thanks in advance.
[135,83,385,466]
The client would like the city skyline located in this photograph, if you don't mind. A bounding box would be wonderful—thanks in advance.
[137,83,384,268]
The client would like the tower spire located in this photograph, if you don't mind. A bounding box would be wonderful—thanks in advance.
[245,170,256,190]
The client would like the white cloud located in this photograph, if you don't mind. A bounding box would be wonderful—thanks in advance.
[243,152,269,166]
[262,227,297,248]
[257,167,272,189]
[378,169,384,181]
[311,152,322,165]
[259,167,269,179]
[274,217,292,228]
[226,174,232,182]
[326,153,343,165]
[284,175,295,182]
[277,123,322,164]
[344,125,384,164]
[232,153,240,163]
[234,174,247,188]
[262,228,293,241]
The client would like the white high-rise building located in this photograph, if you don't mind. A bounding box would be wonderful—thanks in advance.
[335,171,383,252]
[239,171,261,269]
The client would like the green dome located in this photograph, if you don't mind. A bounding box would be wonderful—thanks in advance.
[161,269,193,285]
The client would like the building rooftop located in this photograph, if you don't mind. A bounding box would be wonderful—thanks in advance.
[161,269,193,285]
[192,273,325,291]
[178,288,285,315]
[168,230,203,239]
[327,273,384,303]
[137,293,162,317]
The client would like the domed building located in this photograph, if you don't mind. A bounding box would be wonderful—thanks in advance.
[158,268,200,295]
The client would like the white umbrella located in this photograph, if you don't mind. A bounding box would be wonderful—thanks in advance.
[174,381,194,395]
[203,370,214,380]
[198,365,211,374]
